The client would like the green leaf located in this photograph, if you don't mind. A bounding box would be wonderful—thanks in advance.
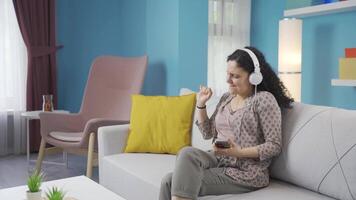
[46,186,66,200]
[27,170,44,193]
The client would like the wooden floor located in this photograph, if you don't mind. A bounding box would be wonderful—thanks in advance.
[0,153,98,189]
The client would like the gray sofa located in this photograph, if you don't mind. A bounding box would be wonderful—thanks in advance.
[98,88,356,200]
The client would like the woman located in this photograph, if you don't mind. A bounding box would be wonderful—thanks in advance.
[159,47,293,200]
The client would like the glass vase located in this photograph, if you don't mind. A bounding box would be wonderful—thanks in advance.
[42,94,54,112]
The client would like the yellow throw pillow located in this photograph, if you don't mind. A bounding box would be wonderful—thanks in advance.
[124,93,196,154]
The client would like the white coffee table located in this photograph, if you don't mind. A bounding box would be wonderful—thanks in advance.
[21,110,69,168]
[0,176,126,200]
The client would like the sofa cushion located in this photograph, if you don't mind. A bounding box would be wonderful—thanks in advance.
[100,153,333,200]
[101,153,240,200]
[125,94,196,154]
[179,88,220,151]
[101,153,176,200]
[270,103,356,200]
[222,180,334,200]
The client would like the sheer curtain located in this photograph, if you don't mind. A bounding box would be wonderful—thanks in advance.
[208,0,251,96]
[0,0,27,156]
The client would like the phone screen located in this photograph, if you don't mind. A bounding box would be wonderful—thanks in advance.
[214,141,230,148]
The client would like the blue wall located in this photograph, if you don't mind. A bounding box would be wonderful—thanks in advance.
[57,0,356,111]
[251,0,356,109]
[302,12,356,109]
[56,0,146,112]
[179,0,208,92]
[116,0,147,57]
[145,0,179,95]
[57,0,207,112]
[143,0,208,95]
[251,0,284,71]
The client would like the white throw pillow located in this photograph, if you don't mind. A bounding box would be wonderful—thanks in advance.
[179,88,221,151]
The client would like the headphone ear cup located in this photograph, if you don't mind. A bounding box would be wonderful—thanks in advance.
[249,72,263,85]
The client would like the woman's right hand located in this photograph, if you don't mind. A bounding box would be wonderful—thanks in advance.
[197,85,213,107]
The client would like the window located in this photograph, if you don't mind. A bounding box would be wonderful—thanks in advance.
[0,0,27,155]
[207,0,251,96]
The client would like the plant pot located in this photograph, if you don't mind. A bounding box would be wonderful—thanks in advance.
[26,190,42,200]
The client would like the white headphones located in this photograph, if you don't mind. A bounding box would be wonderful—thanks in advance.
[240,48,263,86]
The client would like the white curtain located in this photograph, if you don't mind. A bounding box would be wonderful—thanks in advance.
[208,0,251,96]
[0,0,27,156]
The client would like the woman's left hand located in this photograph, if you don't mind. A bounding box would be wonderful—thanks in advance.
[213,139,242,158]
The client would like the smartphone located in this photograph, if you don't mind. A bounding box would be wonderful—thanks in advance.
[214,140,230,149]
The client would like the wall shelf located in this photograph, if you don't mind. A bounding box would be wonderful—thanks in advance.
[331,79,356,86]
[284,0,356,18]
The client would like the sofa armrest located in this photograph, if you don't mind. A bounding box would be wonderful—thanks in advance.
[98,124,130,158]
[80,119,129,147]
[98,124,129,184]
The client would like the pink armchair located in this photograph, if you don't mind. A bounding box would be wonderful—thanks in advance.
[36,55,147,177]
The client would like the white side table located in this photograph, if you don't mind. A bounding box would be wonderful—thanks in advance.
[21,110,69,169]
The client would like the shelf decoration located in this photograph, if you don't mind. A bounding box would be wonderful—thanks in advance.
[285,0,340,10]
[339,48,356,80]
[322,0,339,4]
[345,48,356,58]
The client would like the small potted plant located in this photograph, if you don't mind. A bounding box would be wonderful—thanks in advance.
[46,186,66,200]
[26,170,44,200]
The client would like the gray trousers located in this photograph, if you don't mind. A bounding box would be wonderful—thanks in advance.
[159,147,257,200]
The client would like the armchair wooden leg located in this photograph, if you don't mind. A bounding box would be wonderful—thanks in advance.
[86,132,95,178]
[36,138,46,173]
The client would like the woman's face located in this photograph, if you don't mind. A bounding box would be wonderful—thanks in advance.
[226,60,253,97]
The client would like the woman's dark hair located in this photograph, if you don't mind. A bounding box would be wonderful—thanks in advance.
[227,46,294,108]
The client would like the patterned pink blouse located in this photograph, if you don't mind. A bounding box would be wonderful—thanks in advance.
[196,91,282,188]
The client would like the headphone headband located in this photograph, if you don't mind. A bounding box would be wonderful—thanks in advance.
[240,48,260,70]
[239,48,263,86]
